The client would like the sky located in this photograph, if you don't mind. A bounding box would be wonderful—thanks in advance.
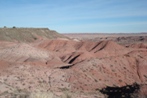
[0,0,147,33]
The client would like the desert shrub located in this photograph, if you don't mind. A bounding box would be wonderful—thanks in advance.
[4,26,7,28]
[13,26,16,28]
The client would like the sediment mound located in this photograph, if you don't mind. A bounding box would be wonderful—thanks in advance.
[37,40,127,64]
[0,43,50,62]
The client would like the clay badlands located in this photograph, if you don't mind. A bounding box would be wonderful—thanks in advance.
[0,28,147,98]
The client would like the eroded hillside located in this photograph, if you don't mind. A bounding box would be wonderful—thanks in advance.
[0,30,147,98]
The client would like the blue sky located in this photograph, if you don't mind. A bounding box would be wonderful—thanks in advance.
[0,0,147,33]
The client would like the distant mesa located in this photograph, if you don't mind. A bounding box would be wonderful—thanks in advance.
[0,27,67,42]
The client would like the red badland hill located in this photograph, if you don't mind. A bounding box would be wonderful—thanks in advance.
[0,29,146,97]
